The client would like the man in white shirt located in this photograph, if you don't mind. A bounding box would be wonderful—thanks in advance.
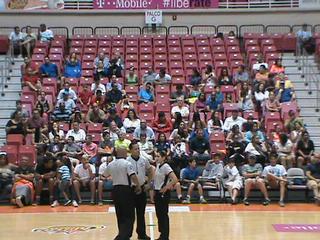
[171,97,190,119]
[223,110,247,132]
[39,24,54,42]
[91,77,106,95]
[9,26,25,57]
[97,156,114,205]
[155,68,172,85]
[252,54,268,72]
[66,122,86,143]
[57,82,78,101]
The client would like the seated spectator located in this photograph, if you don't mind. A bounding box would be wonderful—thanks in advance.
[57,82,77,101]
[285,110,303,133]
[39,24,54,42]
[106,75,123,92]
[70,107,85,124]
[239,82,254,112]
[20,26,36,58]
[35,91,53,117]
[108,121,122,142]
[94,60,108,79]
[107,58,123,78]
[91,76,106,96]
[296,131,314,168]
[154,133,171,155]
[254,83,269,113]
[56,92,76,112]
[202,64,216,86]
[296,23,312,57]
[245,134,268,167]
[78,84,93,108]
[83,135,99,165]
[172,112,183,129]
[181,157,207,204]
[21,57,39,92]
[206,87,224,112]
[242,115,256,132]
[306,153,320,203]
[265,91,280,113]
[94,52,110,70]
[188,68,202,86]
[138,82,154,103]
[254,64,269,86]
[218,67,233,86]
[269,123,284,144]
[226,124,246,149]
[245,122,265,143]
[193,92,207,112]
[73,155,96,205]
[223,110,247,132]
[98,131,115,156]
[155,68,172,85]
[262,154,287,207]
[125,66,139,85]
[143,66,157,84]
[120,94,134,116]
[188,112,206,133]
[52,102,72,122]
[26,108,47,135]
[133,119,155,141]
[11,156,35,208]
[170,135,188,175]
[242,155,270,206]
[290,121,304,146]
[233,65,249,85]
[48,122,64,142]
[0,152,15,199]
[86,103,106,124]
[62,136,82,165]
[170,84,188,103]
[114,131,131,152]
[138,133,154,161]
[270,59,285,75]
[152,111,172,134]
[35,156,57,204]
[190,128,211,163]
[202,152,224,187]
[225,93,233,103]
[171,97,189,119]
[169,121,189,142]
[103,108,123,129]
[64,52,82,78]
[222,157,243,204]
[123,109,140,133]
[9,26,24,57]
[90,89,105,109]
[275,133,295,169]
[66,122,86,144]
[40,56,59,79]
[6,111,25,135]
[274,76,296,103]
[105,83,123,107]
[98,156,113,205]
[46,135,64,158]
[207,110,223,134]
[252,54,268,72]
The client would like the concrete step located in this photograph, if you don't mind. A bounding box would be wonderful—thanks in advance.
[295,90,320,98]
[300,107,320,116]
[301,116,320,125]
[0,100,18,108]
[0,92,20,100]
[296,98,319,107]
[0,109,13,118]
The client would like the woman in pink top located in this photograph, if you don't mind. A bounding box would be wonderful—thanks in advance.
[265,91,281,113]
[83,135,99,165]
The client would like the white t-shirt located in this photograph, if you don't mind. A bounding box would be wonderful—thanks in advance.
[252,62,269,71]
[224,165,242,183]
[123,118,140,130]
[74,163,96,181]
[154,163,173,190]
[171,106,189,118]
[91,83,106,95]
[223,116,247,132]
[66,129,86,142]
[262,164,287,178]
[254,91,269,102]
[9,32,25,42]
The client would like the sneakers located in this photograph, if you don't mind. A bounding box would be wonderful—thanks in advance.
[98,201,103,206]
[262,199,271,206]
[200,198,207,204]
[243,198,250,206]
[182,198,191,204]
[72,200,79,207]
[16,196,24,208]
[51,200,59,208]
[90,200,95,205]
[278,200,285,207]
[64,200,72,206]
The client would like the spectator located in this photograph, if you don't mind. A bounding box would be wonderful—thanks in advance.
[78,84,93,108]
[125,66,139,85]
[193,92,207,112]
[188,68,202,86]
[57,82,77,101]
[226,124,246,148]
[152,111,172,134]
[83,135,99,165]
[62,136,82,165]
[106,75,123,92]
[64,52,82,78]
[275,133,295,169]
[254,64,269,86]
[190,128,211,163]
[98,156,113,205]
[290,121,304,146]
[207,110,223,134]
[94,60,108,79]
[154,133,171,156]
[188,112,206,133]
[27,108,47,134]
[223,157,243,204]
[254,83,269,113]
[52,102,72,122]
[154,68,172,85]
[21,57,39,92]
[170,135,188,176]
[47,135,64,158]
[181,157,207,204]
[252,54,268,72]
[90,89,105,109]
[138,133,154,161]
[285,110,303,133]
[40,56,59,79]
[91,75,106,95]
[70,107,85,124]
[262,154,287,207]
[306,153,320,203]
[239,82,254,112]
[218,67,233,86]
[20,26,36,58]
[39,24,53,42]
[114,131,131,152]
[98,131,114,156]
[202,64,216,86]
[169,121,189,142]
[171,97,189,119]
[270,59,285,75]
[56,92,76,112]
[242,115,256,132]
[10,156,35,208]
[86,103,106,124]
[170,84,188,103]
[265,91,280,113]
[206,87,224,112]
[133,119,155,141]
[172,112,183,129]
[296,131,315,168]
[245,134,268,167]
[120,94,134,116]
[6,111,25,135]
[108,121,122,142]
[66,122,86,144]
[93,52,110,70]
[73,155,96,205]
[245,122,265,144]
[0,152,15,199]
[233,65,249,84]
[48,122,64,142]
[107,58,122,78]
[35,91,53,116]
[123,109,140,133]
[9,26,24,57]
[105,83,123,107]
[296,23,312,57]
[223,110,247,132]
[138,82,154,104]
[143,66,157,84]
[103,108,123,129]
[242,155,270,206]
[202,152,224,187]
[274,76,296,103]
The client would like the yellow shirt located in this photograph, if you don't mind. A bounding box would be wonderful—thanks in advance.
[275,80,293,89]
[114,139,131,151]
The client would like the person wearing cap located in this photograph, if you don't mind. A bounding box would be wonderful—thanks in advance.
[133,119,155,141]
[103,148,142,240]
[126,66,139,85]
[56,91,76,112]
[171,96,189,119]
[223,109,247,132]
[138,82,154,104]
[57,82,77,101]
[242,154,270,206]
[202,152,224,188]
[86,103,106,124]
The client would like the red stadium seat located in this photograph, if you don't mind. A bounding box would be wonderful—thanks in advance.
[0,145,18,164]
[210,131,225,144]
[139,102,154,114]
[282,33,297,52]
[210,142,226,155]
[265,112,281,128]
[156,103,171,114]
[87,123,103,134]
[223,103,239,118]
[90,133,102,144]
[243,111,259,120]
[6,134,24,147]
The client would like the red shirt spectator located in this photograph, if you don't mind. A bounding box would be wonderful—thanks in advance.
[152,112,173,133]
[78,84,93,106]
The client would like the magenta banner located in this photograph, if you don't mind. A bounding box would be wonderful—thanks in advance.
[273,224,320,232]
[93,0,219,9]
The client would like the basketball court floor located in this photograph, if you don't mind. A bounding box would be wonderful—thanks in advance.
[1,204,320,240]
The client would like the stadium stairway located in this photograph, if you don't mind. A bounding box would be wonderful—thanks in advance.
[282,52,320,151]
[0,56,23,146]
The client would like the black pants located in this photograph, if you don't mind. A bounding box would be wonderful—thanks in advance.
[155,191,170,240]
[134,190,147,237]
[113,185,135,240]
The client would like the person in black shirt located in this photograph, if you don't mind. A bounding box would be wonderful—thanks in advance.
[105,83,123,109]
[296,131,315,168]
[6,111,25,135]
[190,128,211,163]
[47,135,64,158]
[103,108,123,129]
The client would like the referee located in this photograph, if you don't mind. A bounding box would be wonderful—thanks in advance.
[154,150,178,240]
[127,142,154,240]
[104,148,141,240]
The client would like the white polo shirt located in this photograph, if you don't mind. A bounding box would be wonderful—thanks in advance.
[126,155,151,186]
[154,163,173,191]
[74,163,96,181]
[104,158,136,186]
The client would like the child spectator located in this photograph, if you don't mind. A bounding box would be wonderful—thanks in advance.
[223,157,243,204]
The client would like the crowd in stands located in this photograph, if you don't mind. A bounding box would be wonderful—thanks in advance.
[1,25,320,209]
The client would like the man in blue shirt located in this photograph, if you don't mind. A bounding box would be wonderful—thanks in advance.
[296,24,312,56]
[275,80,295,103]
[138,82,154,104]
[181,157,207,204]
[206,87,224,111]
[40,56,59,78]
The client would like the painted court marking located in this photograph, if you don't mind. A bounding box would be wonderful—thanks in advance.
[108,206,190,213]
[273,224,320,232]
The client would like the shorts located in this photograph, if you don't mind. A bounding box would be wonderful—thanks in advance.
[225,179,243,190]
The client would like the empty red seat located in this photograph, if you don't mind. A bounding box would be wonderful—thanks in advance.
[282,33,296,52]
[85,40,97,47]
[49,47,64,55]
[210,142,226,155]
[243,111,259,120]
[210,131,225,144]
[225,38,239,47]
[82,69,94,77]
[223,103,239,118]
[197,46,211,54]
[212,46,225,54]
[80,77,93,86]
[21,94,35,107]
[245,39,259,50]
[156,103,171,113]
[263,45,277,56]
[0,145,18,164]
[155,85,170,94]
[265,112,281,128]
[281,102,298,120]
[210,38,224,47]
[6,134,24,147]
[139,112,154,124]
[139,102,154,114]
[156,94,171,104]
[154,47,167,55]
[87,123,103,134]
[90,134,102,144]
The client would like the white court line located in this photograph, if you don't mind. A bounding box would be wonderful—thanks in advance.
[148,211,155,240]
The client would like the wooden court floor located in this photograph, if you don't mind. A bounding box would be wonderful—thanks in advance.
[0,204,320,240]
